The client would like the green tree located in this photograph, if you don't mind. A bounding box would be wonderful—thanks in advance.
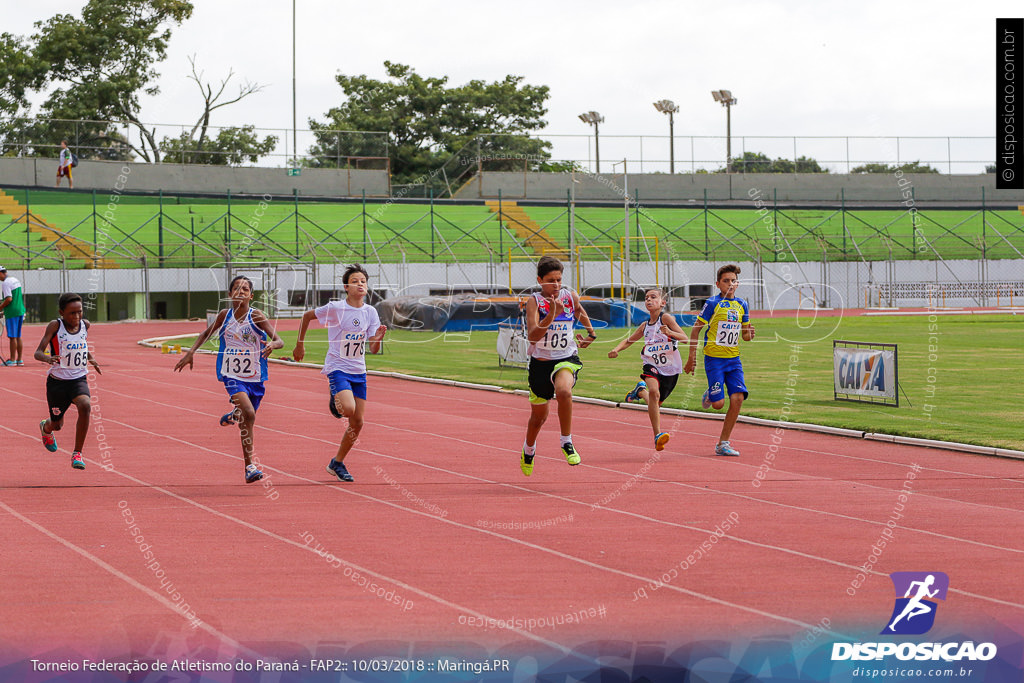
[162,126,278,165]
[0,1,278,166]
[307,61,553,188]
[26,0,194,162]
[729,151,771,173]
[850,161,940,174]
[158,57,276,165]
[718,151,828,173]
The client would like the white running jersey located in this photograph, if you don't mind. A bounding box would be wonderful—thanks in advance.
[640,317,682,375]
[216,308,268,383]
[316,299,381,375]
[529,289,578,361]
[48,319,89,380]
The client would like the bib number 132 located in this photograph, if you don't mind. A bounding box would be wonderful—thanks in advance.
[223,354,256,377]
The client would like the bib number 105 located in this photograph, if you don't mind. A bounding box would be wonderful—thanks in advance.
[542,328,570,350]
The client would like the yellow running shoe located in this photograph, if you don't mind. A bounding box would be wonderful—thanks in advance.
[655,432,670,451]
[561,442,581,466]
[520,449,534,476]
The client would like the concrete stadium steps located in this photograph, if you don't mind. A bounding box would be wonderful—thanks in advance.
[0,190,117,268]
[485,200,567,258]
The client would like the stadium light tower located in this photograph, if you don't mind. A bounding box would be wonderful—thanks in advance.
[711,90,737,173]
[578,111,604,173]
[292,0,297,169]
[653,99,679,174]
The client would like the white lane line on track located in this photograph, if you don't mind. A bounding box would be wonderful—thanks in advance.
[2,384,859,644]
[129,352,1024,490]
[0,426,578,657]
[107,379,1024,554]
[39,381,1024,615]
[113,371,1024,520]
[0,480,250,655]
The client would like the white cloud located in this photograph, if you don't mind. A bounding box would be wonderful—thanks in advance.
[7,0,1017,170]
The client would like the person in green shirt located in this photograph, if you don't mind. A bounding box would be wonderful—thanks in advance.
[0,267,26,365]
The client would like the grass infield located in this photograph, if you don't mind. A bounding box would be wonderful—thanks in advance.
[177,312,1023,451]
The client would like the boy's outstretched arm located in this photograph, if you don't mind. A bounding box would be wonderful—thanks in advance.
[34,321,61,365]
[659,313,688,340]
[571,291,596,349]
[292,309,318,362]
[253,309,285,358]
[608,323,644,359]
[175,310,227,372]
[368,324,387,355]
[683,320,705,375]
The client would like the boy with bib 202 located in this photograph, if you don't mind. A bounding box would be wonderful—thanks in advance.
[683,264,756,457]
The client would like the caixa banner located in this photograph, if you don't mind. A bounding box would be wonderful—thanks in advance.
[833,341,899,407]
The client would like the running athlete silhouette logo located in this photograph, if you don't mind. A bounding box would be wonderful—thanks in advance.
[881,572,949,635]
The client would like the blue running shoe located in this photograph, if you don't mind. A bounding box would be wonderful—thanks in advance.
[245,463,264,483]
[715,441,740,457]
[702,390,712,409]
[40,420,58,452]
[219,410,237,427]
[71,451,85,470]
[625,380,646,404]
[327,459,354,482]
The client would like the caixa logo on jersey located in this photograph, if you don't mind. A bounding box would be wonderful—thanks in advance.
[832,572,997,662]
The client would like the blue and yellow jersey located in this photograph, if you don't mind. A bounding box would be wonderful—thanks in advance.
[696,295,750,359]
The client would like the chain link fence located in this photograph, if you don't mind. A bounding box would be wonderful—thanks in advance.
[2,186,1022,321]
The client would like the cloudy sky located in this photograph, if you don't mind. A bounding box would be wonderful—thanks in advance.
[6,1,1019,172]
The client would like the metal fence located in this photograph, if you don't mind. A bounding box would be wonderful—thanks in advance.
[0,117,996,175]
[0,117,390,169]
[3,189,1023,268]
[3,187,1022,320]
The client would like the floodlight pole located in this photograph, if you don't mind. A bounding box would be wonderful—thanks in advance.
[668,110,675,174]
[654,100,679,174]
[569,168,576,291]
[594,119,601,174]
[712,91,737,173]
[292,0,297,168]
[616,159,629,299]
[725,100,732,174]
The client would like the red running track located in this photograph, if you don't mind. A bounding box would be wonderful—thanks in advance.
[1,320,1022,660]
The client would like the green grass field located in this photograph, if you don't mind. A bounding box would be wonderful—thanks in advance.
[3,187,1023,269]
[177,313,1024,451]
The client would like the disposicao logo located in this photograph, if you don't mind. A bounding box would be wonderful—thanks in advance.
[881,571,948,635]
[832,571,998,663]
